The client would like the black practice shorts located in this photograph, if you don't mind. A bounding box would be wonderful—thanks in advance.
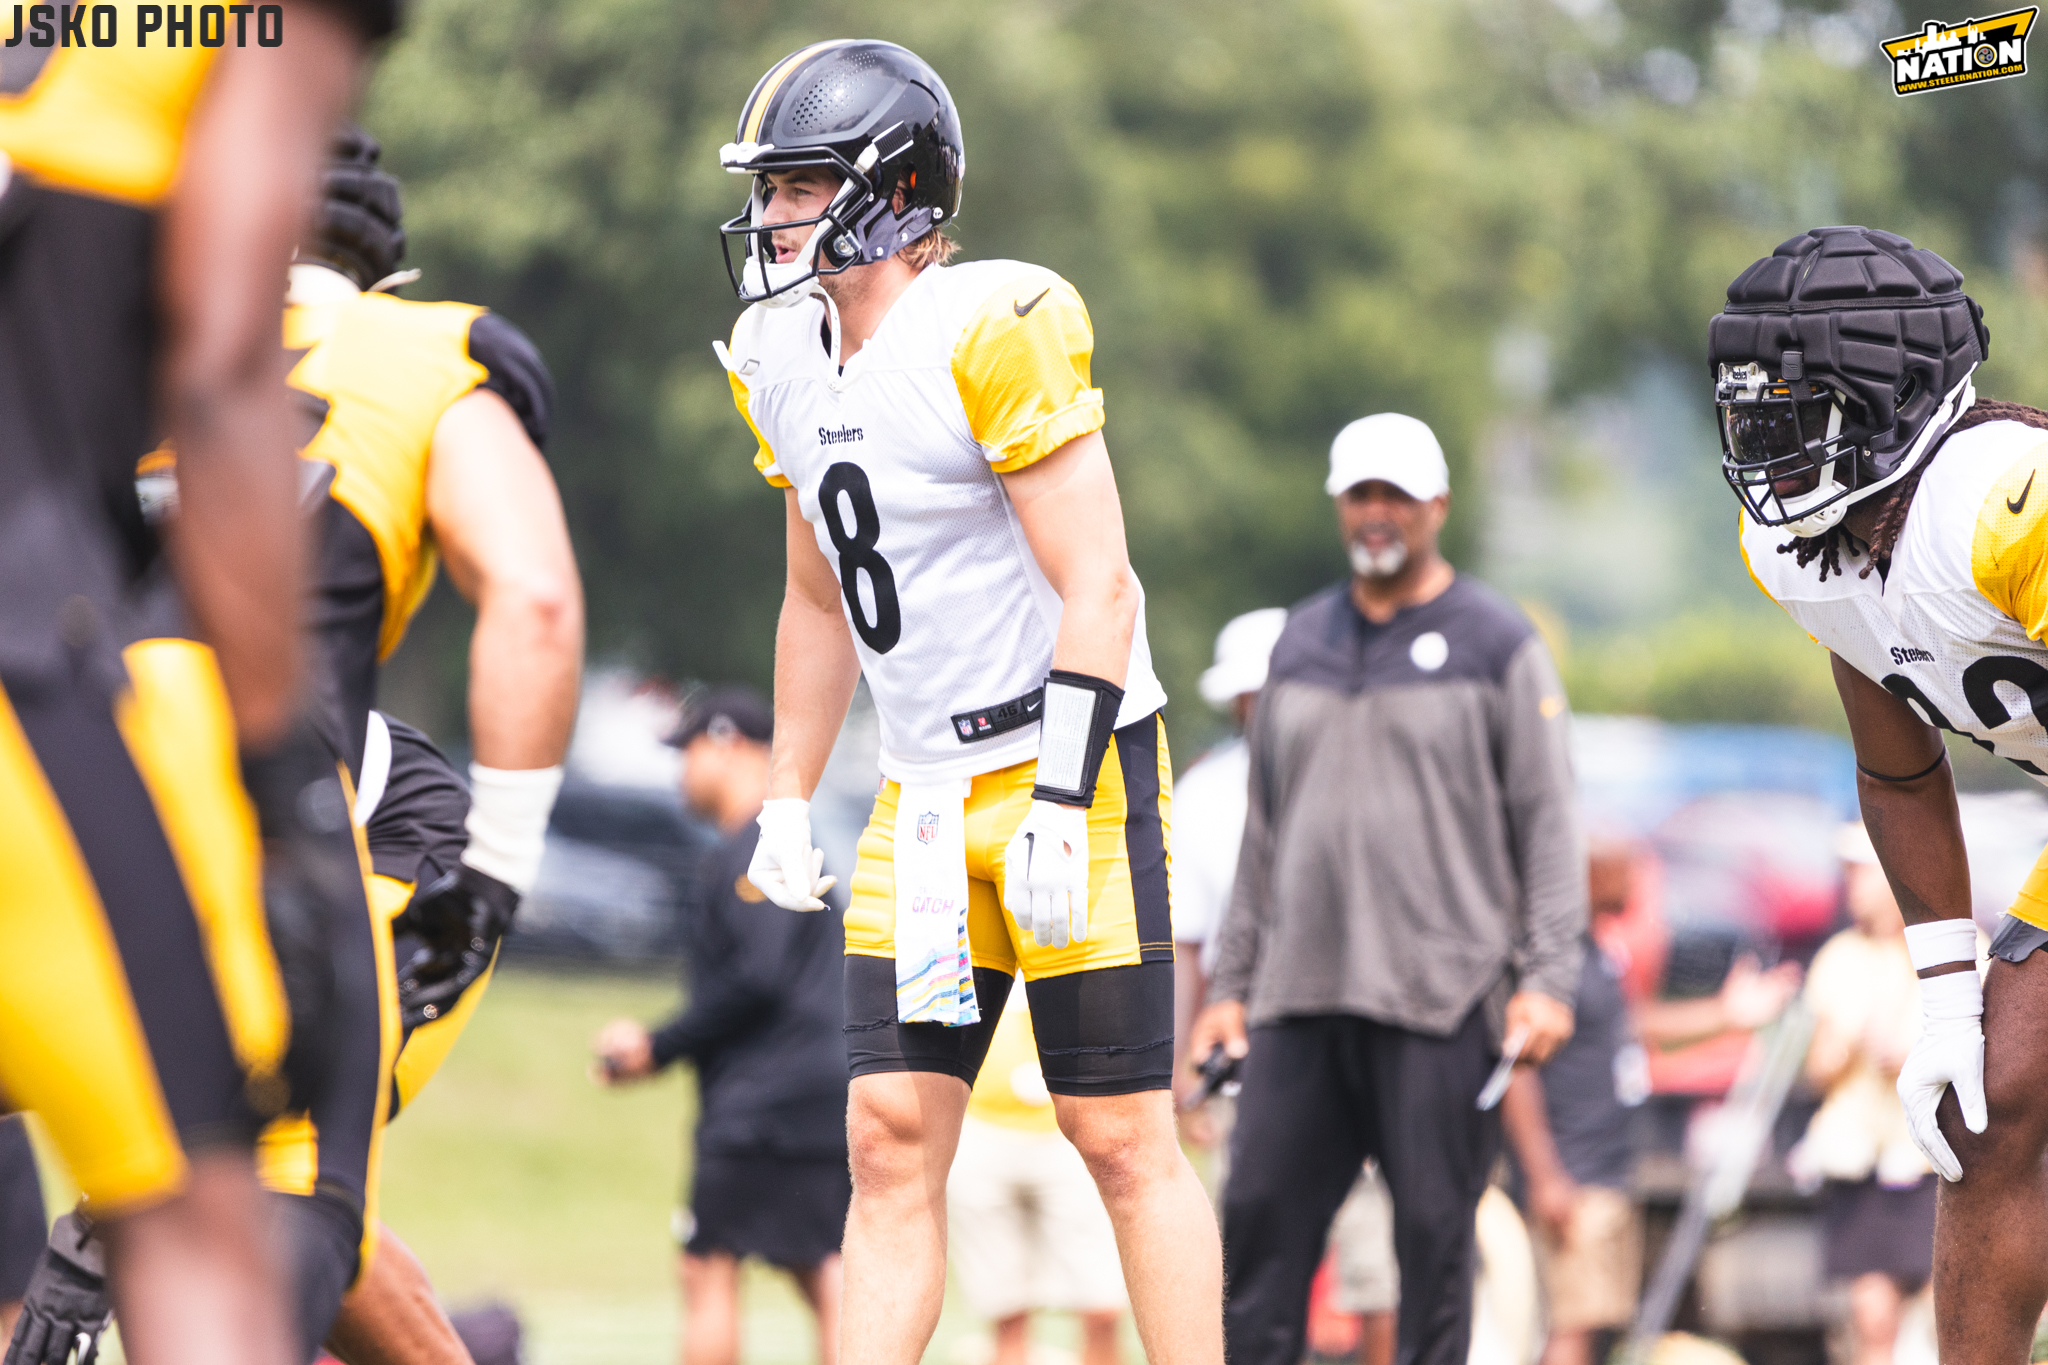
[685,1152,850,1271]
[1820,1176,1936,1287]
[844,957,1174,1097]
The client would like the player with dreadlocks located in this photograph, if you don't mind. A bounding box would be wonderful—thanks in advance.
[1715,225,2048,1365]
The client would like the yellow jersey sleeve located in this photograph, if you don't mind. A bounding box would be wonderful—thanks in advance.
[729,369,787,489]
[1971,441,2048,640]
[952,275,1104,473]
[0,49,218,206]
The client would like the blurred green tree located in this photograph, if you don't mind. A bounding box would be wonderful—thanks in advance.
[362,0,2048,751]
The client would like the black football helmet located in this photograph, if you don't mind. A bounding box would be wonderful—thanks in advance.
[717,40,964,305]
[1708,226,1989,535]
[301,124,407,292]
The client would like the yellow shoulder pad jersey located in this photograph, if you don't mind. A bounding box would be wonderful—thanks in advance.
[285,291,553,772]
[0,48,216,204]
[965,996,1059,1134]
[1740,419,2048,782]
[288,292,491,657]
[724,259,1167,783]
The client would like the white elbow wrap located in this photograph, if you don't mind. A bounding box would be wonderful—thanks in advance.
[1031,671,1124,808]
[1904,918,1979,973]
[461,763,565,894]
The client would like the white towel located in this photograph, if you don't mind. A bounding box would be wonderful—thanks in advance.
[894,781,979,1026]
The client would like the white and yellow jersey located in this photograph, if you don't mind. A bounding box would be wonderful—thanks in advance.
[726,259,1167,783]
[1741,419,2048,782]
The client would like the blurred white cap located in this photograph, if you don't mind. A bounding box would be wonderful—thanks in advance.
[1199,608,1288,709]
[1326,413,1450,500]
[1836,821,1880,865]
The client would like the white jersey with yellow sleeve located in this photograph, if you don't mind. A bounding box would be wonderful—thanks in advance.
[724,259,1167,783]
[1740,418,2048,784]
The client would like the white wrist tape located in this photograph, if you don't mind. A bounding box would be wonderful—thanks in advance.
[1905,918,1979,972]
[1919,966,1983,1020]
[462,763,564,894]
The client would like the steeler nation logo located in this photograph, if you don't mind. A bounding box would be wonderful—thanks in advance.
[916,811,940,845]
[1883,7,2036,95]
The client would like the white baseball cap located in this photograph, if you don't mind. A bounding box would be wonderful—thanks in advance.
[1325,413,1450,500]
[1198,608,1289,708]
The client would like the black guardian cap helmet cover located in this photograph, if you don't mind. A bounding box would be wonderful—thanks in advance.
[717,40,964,306]
[1708,226,1989,536]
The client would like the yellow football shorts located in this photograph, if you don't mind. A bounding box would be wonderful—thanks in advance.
[0,640,289,1212]
[841,713,1177,1097]
[846,714,1174,978]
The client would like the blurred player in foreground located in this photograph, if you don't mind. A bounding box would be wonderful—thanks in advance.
[0,1120,43,1345]
[715,39,1221,1365]
[1714,224,2048,1365]
[0,13,389,1365]
[9,128,581,1365]
[271,126,581,1365]
[596,687,848,1365]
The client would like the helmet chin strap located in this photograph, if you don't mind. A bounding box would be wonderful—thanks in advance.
[740,176,861,308]
[1782,370,1978,538]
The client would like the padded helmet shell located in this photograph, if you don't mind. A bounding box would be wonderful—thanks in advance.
[1709,226,1987,476]
[303,124,405,291]
[719,40,964,301]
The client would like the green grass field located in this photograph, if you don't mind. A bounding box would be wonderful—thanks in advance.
[25,964,1129,1365]
[379,964,1097,1365]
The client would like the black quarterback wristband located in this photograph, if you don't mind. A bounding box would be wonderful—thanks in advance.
[1031,670,1124,808]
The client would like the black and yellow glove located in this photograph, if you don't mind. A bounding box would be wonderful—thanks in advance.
[4,1212,109,1365]
[396,864,518,1030]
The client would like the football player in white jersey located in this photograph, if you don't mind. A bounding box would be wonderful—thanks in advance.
[712,39,1222,1365]
[1716,225,2048,1365]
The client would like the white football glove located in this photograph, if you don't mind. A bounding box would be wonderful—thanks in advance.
[747,798,836,911]
[1897,969,1988,1182]
[1003,799,1091,948]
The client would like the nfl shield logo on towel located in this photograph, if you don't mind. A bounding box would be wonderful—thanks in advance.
[916,811,940,845]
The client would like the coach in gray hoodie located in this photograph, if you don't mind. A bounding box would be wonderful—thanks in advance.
[1189,413,1586,1365]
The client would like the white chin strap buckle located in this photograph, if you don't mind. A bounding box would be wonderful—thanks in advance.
[1785,500,1848,538]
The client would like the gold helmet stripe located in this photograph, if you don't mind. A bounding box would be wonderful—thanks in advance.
[741,40,850,145]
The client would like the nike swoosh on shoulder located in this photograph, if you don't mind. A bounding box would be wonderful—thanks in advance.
[2010,469,2036,516]
[1013,288,1051,318]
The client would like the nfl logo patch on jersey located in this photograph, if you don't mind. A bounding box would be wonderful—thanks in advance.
[916,811,941,845]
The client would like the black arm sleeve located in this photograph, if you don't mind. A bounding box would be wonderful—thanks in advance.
[648,840,796,1068]
[363,716,470,886]
[465,311,555,452]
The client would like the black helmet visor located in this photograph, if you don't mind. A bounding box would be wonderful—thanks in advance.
[1717,371,1855,523]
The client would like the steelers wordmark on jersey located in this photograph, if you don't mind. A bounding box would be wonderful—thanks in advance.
[1742,418,2048,785]
[726,258,1167,783]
